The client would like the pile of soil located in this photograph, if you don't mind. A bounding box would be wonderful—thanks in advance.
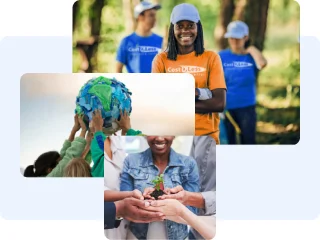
[150,189,165,200]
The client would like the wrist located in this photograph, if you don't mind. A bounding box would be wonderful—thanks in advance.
[80,129,86,137]
[115,201,123,218]
[95,126,103,132]
[71,127,78,133]
[184,191,190,205]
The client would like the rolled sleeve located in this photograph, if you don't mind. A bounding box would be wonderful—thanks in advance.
[201,191,216,215]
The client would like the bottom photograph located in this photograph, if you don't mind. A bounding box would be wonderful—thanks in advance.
[104,136,216,240]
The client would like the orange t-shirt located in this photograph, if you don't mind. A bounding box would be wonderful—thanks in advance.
[152,50,226,143]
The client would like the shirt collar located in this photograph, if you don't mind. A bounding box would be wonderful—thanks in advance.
[140,148,185,167]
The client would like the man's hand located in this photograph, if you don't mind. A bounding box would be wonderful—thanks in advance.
[158,185,188,204]
[115,197,165,223]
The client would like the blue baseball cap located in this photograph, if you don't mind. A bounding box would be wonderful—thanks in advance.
[134,1,161,19]
[170,3,200,24]
[224,21,249,39]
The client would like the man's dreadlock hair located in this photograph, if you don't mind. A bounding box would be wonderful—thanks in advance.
[166,21,205,61]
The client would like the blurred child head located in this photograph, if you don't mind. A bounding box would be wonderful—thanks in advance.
[63,158,92,177]
[24,151,61,177]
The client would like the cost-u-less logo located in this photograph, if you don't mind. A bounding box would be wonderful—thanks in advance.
[128,46,161,53]
[223,61,253,67]
[167,65,206,73]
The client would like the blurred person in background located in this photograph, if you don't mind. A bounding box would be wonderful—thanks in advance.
[116,1,163,73]
[219,20,267,144]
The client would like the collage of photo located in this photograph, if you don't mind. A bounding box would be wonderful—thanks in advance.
[19,0,299,239]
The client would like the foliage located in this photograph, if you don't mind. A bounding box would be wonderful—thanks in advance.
[152,174,164,191]
[73,0,300,144]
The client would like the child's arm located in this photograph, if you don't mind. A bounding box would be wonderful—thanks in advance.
[47,131,87,177]
[90,131,105,177]
[116,109,144,136]
[47,136,86,177]
[90,109,105,177]
[81,131,93,165]
[60,114,82,158]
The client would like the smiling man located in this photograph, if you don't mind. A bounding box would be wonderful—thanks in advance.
[152,3,227,144]
[116,1,163,73]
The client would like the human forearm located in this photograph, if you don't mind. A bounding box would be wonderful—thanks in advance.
[68,128,78,142]
[115,62,123,73]
[195,98,225,113]
[186,191,205,208]
[195,89,226,113]
[81,144,90,159]
[180,206,215,239]
[246,46,267,69]
[104,190,134,202]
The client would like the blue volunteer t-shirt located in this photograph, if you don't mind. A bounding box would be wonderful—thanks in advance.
[116,32,163,73]
[219,49,259,110]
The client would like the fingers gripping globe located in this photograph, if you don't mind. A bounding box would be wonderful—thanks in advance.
[75,76,132,133]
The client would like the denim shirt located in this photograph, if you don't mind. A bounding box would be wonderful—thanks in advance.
[120,148,200,240]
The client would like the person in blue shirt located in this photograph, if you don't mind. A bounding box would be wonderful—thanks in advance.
[116,1,163,73]
[120,136,199,240]
[219,21,267,144]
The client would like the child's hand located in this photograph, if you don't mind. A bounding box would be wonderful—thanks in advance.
[116,109,131,135]
[91,109,103,132]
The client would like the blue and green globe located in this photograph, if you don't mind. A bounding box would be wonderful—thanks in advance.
[75,76,132,132]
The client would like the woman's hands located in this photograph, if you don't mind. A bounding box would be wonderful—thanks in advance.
[143,187,171,200]
[116,109,131,135]
[141,199,185,219]
[143,187,156,200]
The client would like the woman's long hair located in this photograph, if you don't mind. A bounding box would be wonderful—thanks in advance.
[24,151,60,177]
[166,21,205,61]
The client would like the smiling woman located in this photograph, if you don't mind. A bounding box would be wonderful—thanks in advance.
[152,3,227,144]
[119,136,200,240]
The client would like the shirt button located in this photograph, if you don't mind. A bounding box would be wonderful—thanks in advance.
[170,226,173,229]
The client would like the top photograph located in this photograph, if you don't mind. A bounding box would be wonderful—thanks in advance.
[72,0,300,145]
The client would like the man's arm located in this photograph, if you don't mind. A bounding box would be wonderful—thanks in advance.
[104,202,117,229]
[115,62,124,73]
[185,191,205,209]
[185,191,216,215]
[195,88,226,113]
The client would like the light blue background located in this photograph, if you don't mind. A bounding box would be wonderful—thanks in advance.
[0,36,319,220]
